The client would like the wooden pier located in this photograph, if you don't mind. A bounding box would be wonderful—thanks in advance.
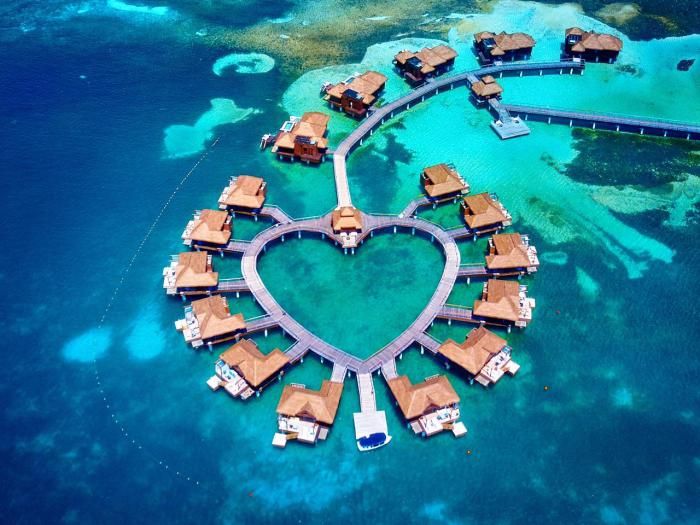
[502,103,700,140]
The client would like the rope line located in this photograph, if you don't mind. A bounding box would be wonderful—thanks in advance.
[92,136,222,487]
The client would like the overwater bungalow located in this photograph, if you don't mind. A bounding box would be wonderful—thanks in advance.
[421,163,469,201]
[472,279,535,328]
[470,75,503,104]
[387,375,464,438]
[474,31,536,64]
[393,45,458,85]
[271,112,330,164]
[331,206,363,248]
[323,71,387,118]
[437,326,520,387]
[175,295,246,348]
[273,380,344,447]
[211,339,290,400]
[461,192,512,234]
[162,252,218,297]
[485,233,539,275]
[218,175,267,214]
[564,27,623,63]
[181,209,232,250]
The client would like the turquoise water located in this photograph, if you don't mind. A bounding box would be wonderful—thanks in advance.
[2,1,700,523]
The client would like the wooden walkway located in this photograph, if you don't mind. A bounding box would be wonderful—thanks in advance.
[238,210,461,374]
[331,363,348,382]
[414,331,441,354]
[436,305,475,324]
[216,277,250,293]
[503,103,700,140]
[332,60,586,207]
[222,240,250,254]
[259,205,293,224]
[357,373,377,413]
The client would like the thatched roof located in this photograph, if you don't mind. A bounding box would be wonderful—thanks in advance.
[486,233,534,270]
[473,279,521,323]
[219,339,289,388]
[221,175,266,210]
[475,31,536,54]
[174,251,218,289]
[566,27,623,52]
[422,163,467,197]
[191,295,245,340]
[276,380,343,425]
[394,45,458,73]
[388,375,460,420]
[332,206,363,232]
[189,209,231,245]
[462,193,509,229]
[326,70,387,105]
[274,112,330,151]
[438,326,507,375]
[471,78,503,98]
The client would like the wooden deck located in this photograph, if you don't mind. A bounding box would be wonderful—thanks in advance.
[216,277,250,293]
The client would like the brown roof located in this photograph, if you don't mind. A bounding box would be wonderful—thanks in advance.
[475,31,536,54]
[473,279,521,323]
[326,71,387,105]
[471,78,503,97]
[566,27,623,52]
[219,339,290,388]
[388,375,460,420]
[274,112,329,151]
[486,233,534,270]
[422,163,468,197]
[331,206,363,232]
[189,209,231,245]
[394,45,458,73]
[221,175,266,210]
[462,193,509,229]
[191,295,246,341]
[276,380,343,425]
[438,326,507,375]
[174,251,218,289]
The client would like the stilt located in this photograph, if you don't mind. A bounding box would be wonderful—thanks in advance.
[264,329,268,337]
[592,122,596,129]
[420,346,424,355]
[411,227,415,235]
[640,128,644,135]
[297,231,301,239]
[547,117,551,124]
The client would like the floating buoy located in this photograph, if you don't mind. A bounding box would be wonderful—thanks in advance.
[466,449,472,455]
[544,385,549,391]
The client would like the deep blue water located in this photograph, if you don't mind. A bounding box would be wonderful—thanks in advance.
[2,3,700,525]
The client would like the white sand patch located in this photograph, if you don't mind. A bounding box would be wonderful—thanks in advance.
[596,3,641,25]
[107,0,169,16]
[163,98,260,159]
[212,52,275,76]
[62,326,112,362]
[575,266,600,299]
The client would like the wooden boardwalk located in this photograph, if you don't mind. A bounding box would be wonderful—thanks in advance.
[436,305,475,324]
[237,210,461,374]
[216,277,250,293]
[331,60,586,207]
[503,103,700,140]
[357,373,377,413]
[414,331,441,354]
[331,363,348,382]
